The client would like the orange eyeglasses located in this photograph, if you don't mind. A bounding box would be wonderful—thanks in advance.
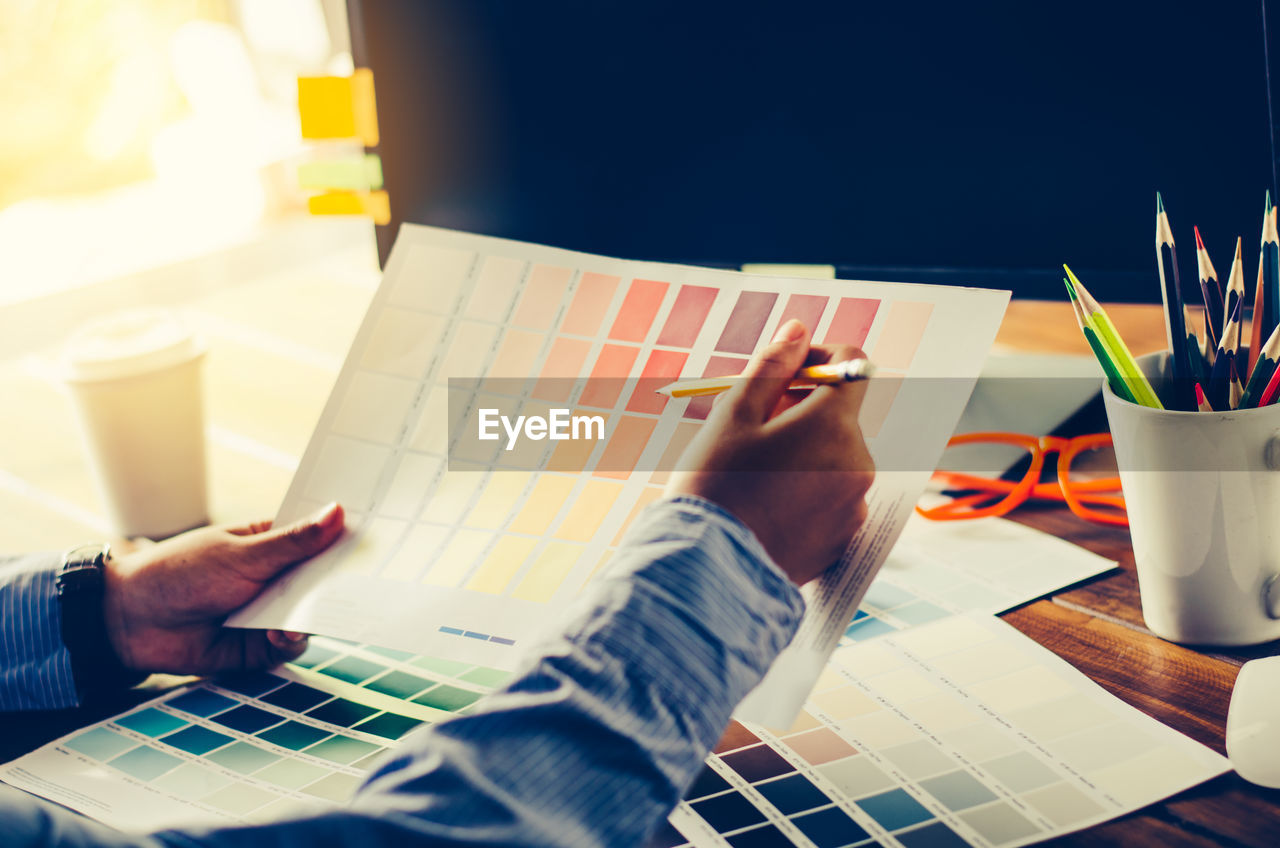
[916,432,1128,527]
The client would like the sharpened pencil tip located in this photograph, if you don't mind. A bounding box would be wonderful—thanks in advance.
[1268,190,1273,214]
[1156,192,1164,214]
[1194,225,1205,251]
[1063,277,1078,302]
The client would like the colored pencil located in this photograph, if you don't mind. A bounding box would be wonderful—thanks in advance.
[1065,278,1136,403]
[1248,193,1278,378]
[1223,236,1247,348]
[1240,322,1280,407]
[1155,193,1196,409]
[656,358,875,397]
[1195,382,1214,412]
[1063,265,1163,408]
[1258,359,1280,406]
[1207,296,1244,411]
[1194,226,1224,356]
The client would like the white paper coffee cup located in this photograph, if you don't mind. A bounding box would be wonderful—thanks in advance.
[61,310,209,539]
[1102,352,1280,645]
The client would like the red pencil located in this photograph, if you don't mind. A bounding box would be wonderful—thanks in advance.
[1195,382,1214,412]
[1258,359,1280,406]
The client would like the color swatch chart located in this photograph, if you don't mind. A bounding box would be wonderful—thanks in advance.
[662,615,1228,848]
[230,224,1009,726]
[0,637,509,832]
[842,511,1114,646]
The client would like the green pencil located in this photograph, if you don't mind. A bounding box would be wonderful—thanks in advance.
[1064,265,1164,409]
[1066,278,1136,402]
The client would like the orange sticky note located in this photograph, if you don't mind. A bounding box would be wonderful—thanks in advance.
[308,190,391,225]
[297,68,379,146]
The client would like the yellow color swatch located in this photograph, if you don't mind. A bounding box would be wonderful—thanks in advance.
[308,190,391,225]
[464,472,533,530]
[297,68,379,145]
[466,536,538,594]
[554,479,623,542]
[610,486,665,546]
[297,154,384,191]
[507,475,576,535]
[511,543,582,603]
[422,529,490,587]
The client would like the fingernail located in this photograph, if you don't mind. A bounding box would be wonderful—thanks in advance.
[771,319,805,343]
[314,502,341,524]
[283,631,307,643]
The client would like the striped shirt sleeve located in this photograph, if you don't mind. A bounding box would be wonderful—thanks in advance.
[152,495,805,848]
[0,552,80,711]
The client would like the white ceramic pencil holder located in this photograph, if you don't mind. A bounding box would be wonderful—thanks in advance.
[1102,352,1280,645]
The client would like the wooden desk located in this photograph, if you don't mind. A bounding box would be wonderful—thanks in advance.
[2,295,1279,843]
[990,302,1280,846]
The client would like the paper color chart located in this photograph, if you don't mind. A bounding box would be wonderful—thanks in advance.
[229,225,1009,725]
[0,637,507,831]
[662,615,1229,848]
[843,512,1115,645]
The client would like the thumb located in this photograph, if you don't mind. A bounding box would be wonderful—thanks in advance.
[729,319,811,422]
[238,503,345,579]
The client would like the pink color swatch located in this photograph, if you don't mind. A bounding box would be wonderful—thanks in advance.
[533,337,592,402]
[594,416,659,480]
[512,265,573,330]
[656,285,718,347]
[562,272,621,336]
[871,301,934,369]
[626,349,690,415]
[824,297,881,348]
[715,291,779,354]
[608,279,670,342]
[774,294,829,338]
[579,344,641,409]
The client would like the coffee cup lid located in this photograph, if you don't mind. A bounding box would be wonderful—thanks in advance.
[61,309,205,383]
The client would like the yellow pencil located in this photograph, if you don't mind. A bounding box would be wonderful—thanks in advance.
[1063,265,1164,409]
[656,358,876,398]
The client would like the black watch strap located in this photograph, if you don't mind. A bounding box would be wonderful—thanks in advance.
[57,544,145,701]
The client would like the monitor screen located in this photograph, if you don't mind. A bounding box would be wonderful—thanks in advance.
[349,0,1279,301]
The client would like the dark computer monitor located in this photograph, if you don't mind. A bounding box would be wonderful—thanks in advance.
[348,0,1280,301]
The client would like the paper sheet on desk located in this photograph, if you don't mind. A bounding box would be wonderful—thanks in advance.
[228,224,1009,726]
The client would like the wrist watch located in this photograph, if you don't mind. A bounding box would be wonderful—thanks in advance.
[57,544,146,699]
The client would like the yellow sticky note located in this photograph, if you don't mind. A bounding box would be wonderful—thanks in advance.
[308,190,391,225]
[297,154,383,191]
[297,68,379,146]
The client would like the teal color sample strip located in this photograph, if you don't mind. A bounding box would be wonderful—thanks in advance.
[306,698,378,727]
[206,741,281,774]
[212,705,286,734]
[258,721,332,751]
[65,727,134,761]
[363,670,434,700]
[161,725,234,756]
[304,735,382,765]
[365,645,415,661]
[109,746,184,781]
[167,688,237,718]
[409,656,472,676]
[354,712,423,740]
[114,708,188,738]
[290,643,340,669]
[317,655,386,685]
[413,685,482,712]
[460,666,511,687]
[856,788,933,831]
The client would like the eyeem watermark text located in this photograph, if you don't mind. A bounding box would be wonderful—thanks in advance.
[478,408,606,451]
